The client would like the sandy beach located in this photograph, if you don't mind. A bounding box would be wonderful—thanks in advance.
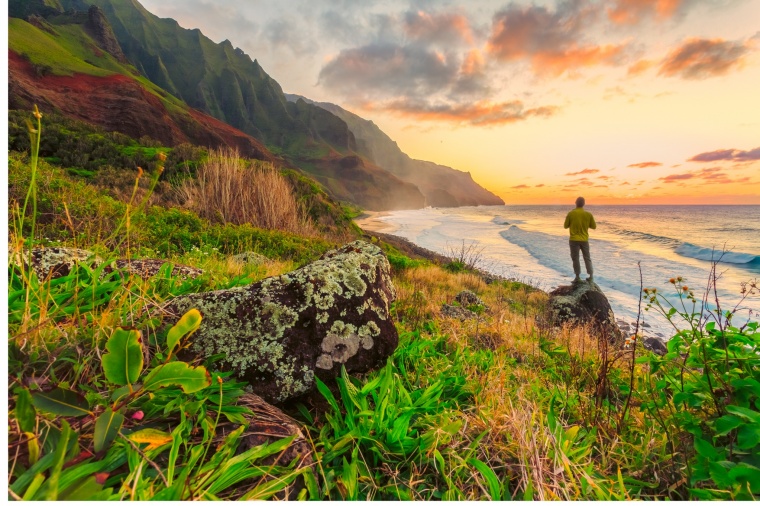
[353,211,398,233]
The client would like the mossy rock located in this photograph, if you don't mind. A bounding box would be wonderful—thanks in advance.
[164,240,399,403]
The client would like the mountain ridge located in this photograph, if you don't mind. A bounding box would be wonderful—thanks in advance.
[285,94,505,207]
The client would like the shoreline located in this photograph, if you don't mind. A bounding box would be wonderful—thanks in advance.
[353,211,398,234]
[355,215,669,344]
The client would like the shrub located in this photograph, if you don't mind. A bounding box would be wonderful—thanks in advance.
[177,148,313,235]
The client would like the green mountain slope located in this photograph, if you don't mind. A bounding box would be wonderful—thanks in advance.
[286,95,505,207]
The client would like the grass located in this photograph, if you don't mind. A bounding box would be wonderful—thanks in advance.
[7,111,760,500]
[9,18,114,77]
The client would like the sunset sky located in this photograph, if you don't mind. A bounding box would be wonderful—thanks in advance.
[140,0,760,204]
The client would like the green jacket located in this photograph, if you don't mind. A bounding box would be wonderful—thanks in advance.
[564,207,596,242]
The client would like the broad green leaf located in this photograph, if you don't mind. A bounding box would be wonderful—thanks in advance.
[94,409,124,453]
[166,309,202,357]
[726,405,760,424]
[143,362,211,393]
[22,474,46,501]
[128,428,173,451]
[31,388,91,417]
[693,438,719,459]
[737,424,760,450]
[468,458,502,500]
[714,414,743,436]
[102,328,143,387]
[15,388,37,432]
[44,420,73,500]
[58,476,109,501]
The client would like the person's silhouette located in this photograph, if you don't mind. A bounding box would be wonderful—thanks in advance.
[563,196,596,283]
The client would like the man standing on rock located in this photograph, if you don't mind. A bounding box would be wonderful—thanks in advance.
[564,196,596,283]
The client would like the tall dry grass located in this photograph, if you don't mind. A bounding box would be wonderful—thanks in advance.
[177,148,313,235]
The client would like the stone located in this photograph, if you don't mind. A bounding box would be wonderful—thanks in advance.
[164,240,398,403]
[12,247,203,281]
[441,304,477,321]
[232,251,270,265]
[17,247,103,280]
[112,258,204,279]
[546,281,623,342]
[455,290,487,309]
[643,337,668,356]
[218,393,313,499]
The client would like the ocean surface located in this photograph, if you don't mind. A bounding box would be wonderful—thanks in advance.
[374,205,760,338]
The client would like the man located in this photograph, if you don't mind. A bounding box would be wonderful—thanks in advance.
[564,196,596,283]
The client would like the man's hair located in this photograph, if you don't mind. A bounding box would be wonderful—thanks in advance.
[575,196,585,207]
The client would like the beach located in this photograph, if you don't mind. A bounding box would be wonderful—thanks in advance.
[355,205,760,339]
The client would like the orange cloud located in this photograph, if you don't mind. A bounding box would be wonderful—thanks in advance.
[627,59,655,76]
[607,0,684,24]
[628,161,662,168]
[405,11,475,45]
[486,3,630,76]
[460,49,484,76]
[659,37,753,79]
[688,147,760,162]
[531,44,628,76]
[372,99,559,126]
[511,184,530,189]
[565,168,599,176]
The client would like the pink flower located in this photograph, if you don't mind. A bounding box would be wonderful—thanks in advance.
[131,410,144,420]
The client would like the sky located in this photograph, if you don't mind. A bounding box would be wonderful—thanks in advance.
[139,0,760,204]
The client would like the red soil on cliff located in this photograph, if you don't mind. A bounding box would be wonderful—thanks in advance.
[8,51,274,161]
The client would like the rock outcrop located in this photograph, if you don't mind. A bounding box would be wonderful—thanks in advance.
[547,281,623,342]
[14,247,203,281]
[164,241,399,403]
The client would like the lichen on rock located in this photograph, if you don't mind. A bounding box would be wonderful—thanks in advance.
[164,240,399,403]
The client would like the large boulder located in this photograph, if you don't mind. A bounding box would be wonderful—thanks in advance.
[164,240,398,403]
[547,281,622,342]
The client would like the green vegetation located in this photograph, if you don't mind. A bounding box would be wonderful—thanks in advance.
[8,110,760,501]
[9,18,113,77]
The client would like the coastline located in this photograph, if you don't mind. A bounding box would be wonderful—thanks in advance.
[354,211,397,234]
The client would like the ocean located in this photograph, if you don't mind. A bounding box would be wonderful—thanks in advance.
[369,205,760,339]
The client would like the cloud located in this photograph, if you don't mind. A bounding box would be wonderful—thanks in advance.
[628,161,662,168]
[565,168,600,175]
[627,59,655,75]
[511,184,531,189]
[404,10,475,45]
[317,39,563,125]
[661,173,695,182]
[536,184,546,187]
[688,147,760,162]
[606,0,690,24]
[660,166,752,184]
[486,2,630,76]
[658,37,753,79]
[367,99,559,126]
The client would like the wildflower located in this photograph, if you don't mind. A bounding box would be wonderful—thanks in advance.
[131,410,144,420]
[669,278,676,284]
[33,105,42,120]
[677,276,683,282]
[156,151,167,162]
[682,286,689,291]
[137,167,144,179]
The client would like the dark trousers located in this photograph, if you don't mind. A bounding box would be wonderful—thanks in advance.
[569,240,593,277]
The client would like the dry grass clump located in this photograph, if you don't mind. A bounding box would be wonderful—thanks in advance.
[177,148,313,235]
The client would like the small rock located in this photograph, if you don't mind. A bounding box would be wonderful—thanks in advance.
[15,247,103,280]
[232,251,270,265]
[441,304,477,321]
[546,281,623,343]
[643,337,668,356]
[113,258,203,279]
[455,290,487,309]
